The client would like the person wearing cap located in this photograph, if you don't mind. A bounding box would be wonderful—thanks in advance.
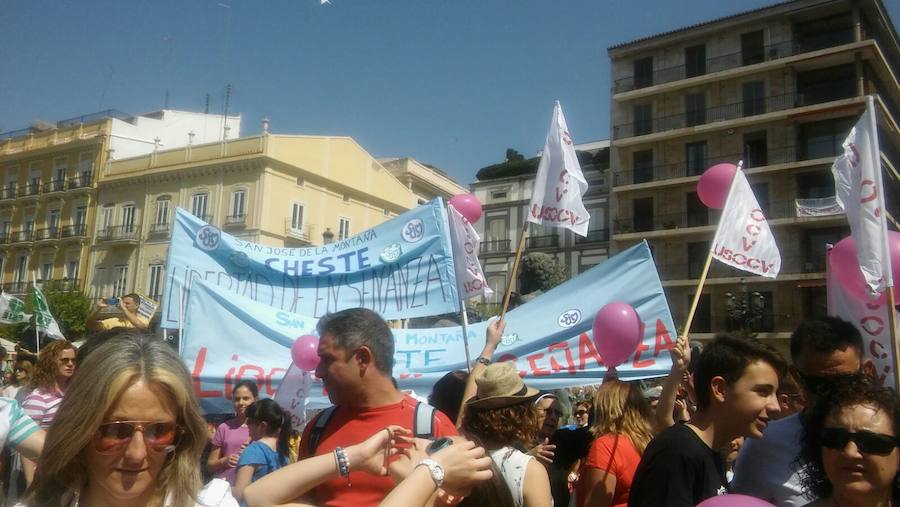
[460,361,553,507]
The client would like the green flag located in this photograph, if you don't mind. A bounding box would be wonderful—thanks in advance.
[0,293,32,325]
[31,284,65,339]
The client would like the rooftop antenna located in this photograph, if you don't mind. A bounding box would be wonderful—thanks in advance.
[222,83,232,139]
[204,93,210,114]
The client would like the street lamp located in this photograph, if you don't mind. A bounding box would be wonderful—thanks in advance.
[724,278,766,333]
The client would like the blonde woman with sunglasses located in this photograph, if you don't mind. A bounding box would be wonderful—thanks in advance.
[23,333,237,507]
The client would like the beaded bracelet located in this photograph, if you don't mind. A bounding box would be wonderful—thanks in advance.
[334,446,351,487]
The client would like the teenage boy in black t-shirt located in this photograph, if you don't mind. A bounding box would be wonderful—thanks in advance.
[628,334,786,507]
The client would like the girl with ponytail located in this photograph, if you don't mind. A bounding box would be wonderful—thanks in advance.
[232,398,294,501]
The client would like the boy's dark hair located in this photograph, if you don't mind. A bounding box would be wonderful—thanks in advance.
[790,317,863,363]
[316,308,394,375]
[123,293,142,306]
[694,334,787,411]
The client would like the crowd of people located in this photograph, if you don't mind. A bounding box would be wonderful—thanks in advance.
[0,305,895,507]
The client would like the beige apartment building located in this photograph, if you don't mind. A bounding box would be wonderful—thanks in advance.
[380,157,468,204]
[0,109,239,295]
[90,132,462,302]
[608,0,900,348]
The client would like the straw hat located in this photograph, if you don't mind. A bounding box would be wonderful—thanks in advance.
[467,362,539,409]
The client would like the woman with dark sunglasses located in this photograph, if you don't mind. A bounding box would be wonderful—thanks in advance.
[24,333,238,507]
[798,377,900,507]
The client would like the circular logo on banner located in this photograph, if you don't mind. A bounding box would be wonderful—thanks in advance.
[230,251,250,268]
[196,225,221,252]
[501,333,520,347]
[380,243,403,263]
[557,309,582,328]
[401,219,425,243]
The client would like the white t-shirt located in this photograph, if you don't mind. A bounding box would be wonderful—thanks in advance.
[731,412,811,506]
[489,446,534,507]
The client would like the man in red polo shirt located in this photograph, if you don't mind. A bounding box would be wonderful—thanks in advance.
[300,308,458,506]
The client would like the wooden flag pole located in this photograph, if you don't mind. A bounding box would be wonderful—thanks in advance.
[500,222,530,321]
[460,299,472,373]
[887,288,900,388]
[682,251,714,338]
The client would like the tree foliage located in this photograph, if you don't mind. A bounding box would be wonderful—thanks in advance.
[518,252,566,295]
[0,287,93,343]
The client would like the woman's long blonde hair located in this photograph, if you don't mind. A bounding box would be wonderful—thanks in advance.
[590,380,656,453]
[26,333,208,507]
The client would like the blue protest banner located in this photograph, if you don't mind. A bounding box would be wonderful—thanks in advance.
[182,241,676,413]
[162,199,459,328]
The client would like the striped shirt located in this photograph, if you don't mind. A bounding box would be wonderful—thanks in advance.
[0,397,40,448]
[22,388,63,430]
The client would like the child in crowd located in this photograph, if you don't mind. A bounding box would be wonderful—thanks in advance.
[232,398,293,501]
[208,380,259,484]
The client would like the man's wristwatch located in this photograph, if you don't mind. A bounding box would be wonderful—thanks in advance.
[417,458,445,487]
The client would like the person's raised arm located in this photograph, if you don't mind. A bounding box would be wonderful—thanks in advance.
[654,335,690,432]
[85,299,108,331]
[118,300,149,330]
[457,318,504,426]
[243,427,410,507]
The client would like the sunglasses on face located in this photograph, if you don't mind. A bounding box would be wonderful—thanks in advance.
[821,427,899,456]
[93,421,180,455]
[58,358,75,365]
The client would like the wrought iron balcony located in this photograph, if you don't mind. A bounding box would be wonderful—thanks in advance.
[67,174,92,189]
[613,32,855,93]
[574,229,610,244]
[480,239,511,255]
[19,182,41,198]
[613,84,857,140]
[149,222,170,236]
[44,179,66,193]
[226,214,247,226]
[615,140,841,186]
[657,254,824,281]
[35,227,60,241]
[0,186,16,200]
[10,230,33,243]
[97,224,139,243]
[60,224,87,239]
[526,234,559,249]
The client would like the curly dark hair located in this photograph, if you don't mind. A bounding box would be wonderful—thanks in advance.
[461,400,537,451]
[30,340,76,392]
[798,377,900,502]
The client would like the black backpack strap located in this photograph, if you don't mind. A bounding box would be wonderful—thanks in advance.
[413,402,436,439]
[306,405,338,455]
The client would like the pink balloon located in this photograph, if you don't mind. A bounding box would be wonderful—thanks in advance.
[449,194,483,223]
[697,163,738,209]
[592,302,642,369]
[698,494,775,507]
[830,232,900,304]
[291,335,320,372]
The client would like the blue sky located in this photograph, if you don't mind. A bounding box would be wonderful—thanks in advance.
[2,0,898,185]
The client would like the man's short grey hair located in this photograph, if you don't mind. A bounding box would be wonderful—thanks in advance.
[316,308,394,375]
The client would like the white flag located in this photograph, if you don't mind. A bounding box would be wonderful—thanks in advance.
[832,96,891,294]
[827,247,896,388]
[0,293,32,325]
[448,204,493,299]
[31,283,65,340]
[527,101,590,236]
[710,165,781,278]
[273,363,313,430]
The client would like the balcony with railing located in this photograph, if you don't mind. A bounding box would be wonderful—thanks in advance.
[60,224,87,239]
[526,234,559,250]
[34,227,60,242]
[148,222,171,237]
[0,234,9,245]
[0,186,16,201]
[67,174,93,190]
[480,239,511,255]
[97,224,140,244]
[613,83,857,140]
[10,230,34,243]
[574,229,610,244]
[285,220,311,243]
[19,182,41,198]
[658,254,824,282]
[615,200,842,235]
[613,32,856,94]
[193,214,213,224]
[225,214,248,227]
[615,140,840,186]
[0,278,82,295]
[44,179,67,194]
